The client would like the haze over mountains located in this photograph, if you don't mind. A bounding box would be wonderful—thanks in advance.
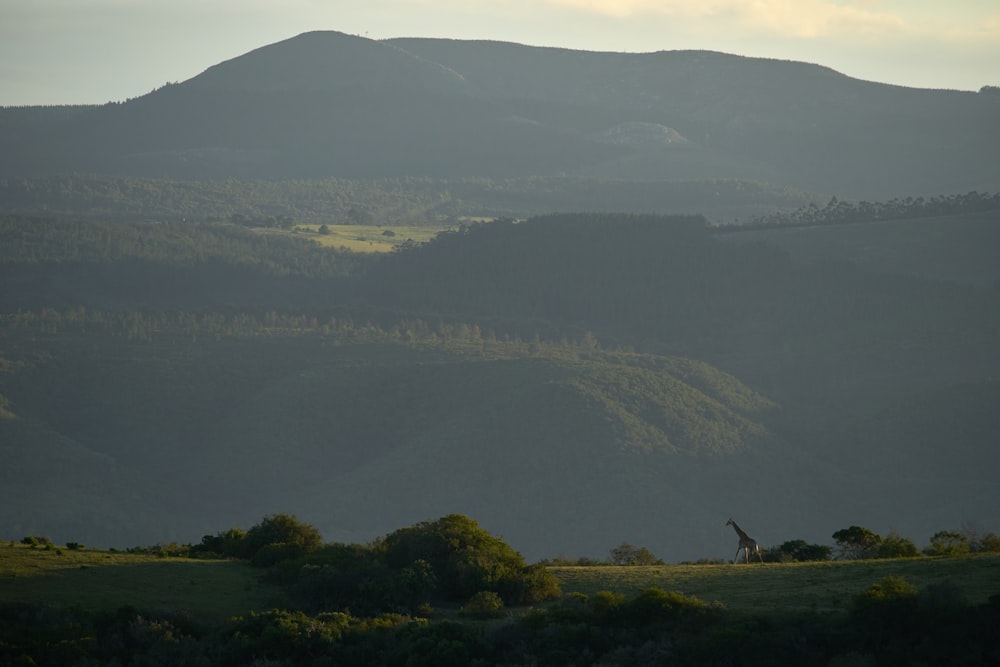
[1,31,998,561]
[3,31,999,198]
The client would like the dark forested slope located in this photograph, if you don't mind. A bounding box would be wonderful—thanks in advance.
[1,210,997,559]
[2,31,997,197]
[0,321,785,560]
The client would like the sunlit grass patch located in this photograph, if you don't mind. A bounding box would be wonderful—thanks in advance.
[293,223,454,253]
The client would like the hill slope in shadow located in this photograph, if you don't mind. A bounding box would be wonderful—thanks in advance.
[2,31,997,197]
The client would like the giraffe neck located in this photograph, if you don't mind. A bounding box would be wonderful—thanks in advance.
[730,522,749,541]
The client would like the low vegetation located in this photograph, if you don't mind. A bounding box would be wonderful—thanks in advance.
[2,514,999,665]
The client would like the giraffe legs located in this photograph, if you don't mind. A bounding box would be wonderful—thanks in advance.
[733,544,763,564]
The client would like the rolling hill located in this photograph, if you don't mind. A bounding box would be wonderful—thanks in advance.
[1,209,996,561]
[0,29,997,563]
[0,326,787,561]
[2,31,998,198]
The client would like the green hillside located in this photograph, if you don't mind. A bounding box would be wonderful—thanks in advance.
[1,207,997,561]
[0,315,777,557]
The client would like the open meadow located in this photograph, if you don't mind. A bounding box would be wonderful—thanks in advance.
[551,556,1000,614]
[0,543,285,625]
[4,541,998,620]
[287,223,454,252]
[3,540,999,664]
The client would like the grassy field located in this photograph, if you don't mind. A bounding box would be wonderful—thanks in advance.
[551,555,1000,614]
[288,223,454,252]
[0,543,285,625]
[4,541,998,624]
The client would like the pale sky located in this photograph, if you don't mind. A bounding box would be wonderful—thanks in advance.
[1,0,998,106]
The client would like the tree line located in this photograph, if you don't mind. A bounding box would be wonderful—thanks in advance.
[733,189,1000,230]
[547,523,1000,566]
[0,172,821,226]
[0,306,607,357]
[0,215,359,278]
[0,173,459,225]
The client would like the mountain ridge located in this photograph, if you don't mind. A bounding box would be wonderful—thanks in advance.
[2,30,996,196]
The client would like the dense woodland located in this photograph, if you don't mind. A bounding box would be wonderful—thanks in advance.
[1,203,997,561]
[0,172,818,225]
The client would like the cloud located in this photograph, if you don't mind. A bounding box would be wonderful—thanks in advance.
[544,0,912,40]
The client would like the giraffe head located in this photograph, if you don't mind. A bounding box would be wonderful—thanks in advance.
[725,518,734,527]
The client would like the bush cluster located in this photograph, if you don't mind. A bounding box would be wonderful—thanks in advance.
[4,579,998,666]
[189,513,322,564]
[185,513,560,617]
[279,514,560,616]
[830,525,1000,560]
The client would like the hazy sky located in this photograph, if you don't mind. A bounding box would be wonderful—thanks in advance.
[2,0,998,105]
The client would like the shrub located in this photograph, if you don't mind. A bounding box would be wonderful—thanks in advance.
[589,590,626,617]
[65,542,84,551]
[191,527,246,559]
[251,541,308,567]
[620,588,707,628]
[877,531,920,558]
[540,555,606,566]
[765,539,832,562]
[393,620,489,667]
[225,609,351,664]
[461,591,504,618]
[126,542,189,557]
[380,514,560,605]
[833,526,881,560]
[976,533,1000,553]
[852,576,918,613]
[240,514,322,564]
[927,531,970,556]
[609,542,663,565]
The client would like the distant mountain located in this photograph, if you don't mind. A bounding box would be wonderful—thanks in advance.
[2,31,997,197]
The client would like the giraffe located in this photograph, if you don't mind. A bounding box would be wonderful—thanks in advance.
[726,518,763,564]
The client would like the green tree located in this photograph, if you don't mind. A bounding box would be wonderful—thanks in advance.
[380,514,559,604]
[240,514,323,563]
[833,526,882,560]
[765,539,832,562]
[976,533,1000,553]
[877,531,920,558]
[461,590,504,618]
[927,530,970,557]
[609,542,662,565]
[191,527,247,558]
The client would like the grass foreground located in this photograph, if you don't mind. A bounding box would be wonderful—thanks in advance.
[0,543,284,625]
[3,540,999,621]
[551,554,1000,614]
